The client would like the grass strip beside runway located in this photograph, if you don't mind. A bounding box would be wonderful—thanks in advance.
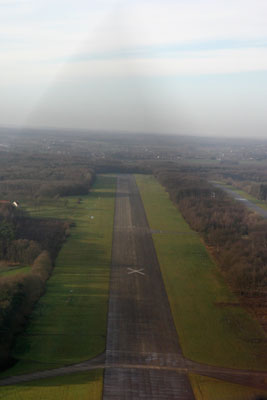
[0,175,115,377]
[189,374,267,400]
[136,174,267,370]
[0,370,103,400]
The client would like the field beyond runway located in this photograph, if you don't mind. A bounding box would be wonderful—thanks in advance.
[1,174,267,399]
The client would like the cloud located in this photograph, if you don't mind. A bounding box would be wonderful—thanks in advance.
[2,0,267,51]
[1,0,267,136]
[0,0,31,5]
[53,47,267,81]
[81,0,267,53]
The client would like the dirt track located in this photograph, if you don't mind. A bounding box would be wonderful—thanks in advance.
[212,182,267,219]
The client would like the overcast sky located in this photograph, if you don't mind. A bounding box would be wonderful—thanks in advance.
[1,0,267,137]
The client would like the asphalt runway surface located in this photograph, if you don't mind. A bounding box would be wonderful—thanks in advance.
[103,174,195,399]
[1,175,267,397]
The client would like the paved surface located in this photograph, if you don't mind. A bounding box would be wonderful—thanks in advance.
[1,356,267,392]
[103,174,194,399]
[1,175,267,397]
[103,368,193,399]
[212,183,267,219]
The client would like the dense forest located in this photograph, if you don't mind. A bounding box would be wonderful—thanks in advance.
[0,138,100,368]
[1,128,267,367]
[0,202,70,368]
[0,155,95,199]
[155,169,267,297]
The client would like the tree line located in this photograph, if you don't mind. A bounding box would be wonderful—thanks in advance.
[0,251,52,368]
[0,203,69,368]
[0,153,95,200]
[211,164,267,201]
[155,169,267,296]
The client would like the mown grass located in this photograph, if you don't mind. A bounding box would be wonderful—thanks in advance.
[0,370,103,400]
[0,266,30,277]
[136,174,267,370]
[190,374,267,400]
[0,175,115,377]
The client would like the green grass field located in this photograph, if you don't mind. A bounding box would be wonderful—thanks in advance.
[136,175,267,370]
[0,175,115,377]
[190,374,267,400]
[0,370,103,400]
[0,265,30,277]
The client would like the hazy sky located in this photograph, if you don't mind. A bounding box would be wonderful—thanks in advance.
[1,0,267,137]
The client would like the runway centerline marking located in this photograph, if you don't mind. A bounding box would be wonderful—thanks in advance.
[127,268,145,276]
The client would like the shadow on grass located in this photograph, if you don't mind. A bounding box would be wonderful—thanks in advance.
[90,191,116,199]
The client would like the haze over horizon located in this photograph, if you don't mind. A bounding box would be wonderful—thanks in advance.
[1,0,267,138]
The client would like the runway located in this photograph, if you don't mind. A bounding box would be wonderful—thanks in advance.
[103,174,194,399]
